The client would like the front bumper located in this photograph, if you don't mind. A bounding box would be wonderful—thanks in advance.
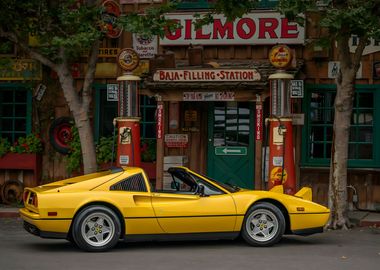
[20,208,71,239]
[289,212,330,232]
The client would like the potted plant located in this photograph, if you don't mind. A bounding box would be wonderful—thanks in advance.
[0,134,43,186]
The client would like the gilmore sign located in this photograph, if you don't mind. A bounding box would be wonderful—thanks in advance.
[153,69,261,82]
[161,12,304,46]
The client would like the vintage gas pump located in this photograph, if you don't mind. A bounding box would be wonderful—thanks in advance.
[267,45,296,194]
[115,48,141,167]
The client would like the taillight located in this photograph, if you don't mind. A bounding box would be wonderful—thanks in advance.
[28,192,38,207]
[33,195,38,207]
[23,190,29,204]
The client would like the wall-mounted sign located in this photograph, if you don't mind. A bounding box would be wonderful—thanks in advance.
[82,48,120,57]
[107,84,118,101]
[373,62,380,79]
[0,59,42,80]
[156,104,164,139]
[154,69,261,82]
[165,134,188,148]
[328,61,362,79]
[256,104,263,141]
[133,34,157,59]
[350,36,380,55]
[161,12,304,46]
[269,45,292,69]
[120,0,162,3]
[183,92,235,101]
[34,84,46,101]
[101,0,122,38]
[290,80,304,98]
[215,147,247,156]
[117,48,140,71]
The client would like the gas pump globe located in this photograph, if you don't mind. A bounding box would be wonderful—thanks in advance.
[115,48,141,167]
[267,45,296,194]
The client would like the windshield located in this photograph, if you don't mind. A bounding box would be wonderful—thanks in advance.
[193,173,240,193]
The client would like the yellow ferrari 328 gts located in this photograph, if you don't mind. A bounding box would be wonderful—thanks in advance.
[20,167,330,252]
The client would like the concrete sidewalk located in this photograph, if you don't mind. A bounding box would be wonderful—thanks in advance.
[1,207,379,227]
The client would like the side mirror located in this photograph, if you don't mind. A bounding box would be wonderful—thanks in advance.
[171,181,180,191]
[197,184,208,197]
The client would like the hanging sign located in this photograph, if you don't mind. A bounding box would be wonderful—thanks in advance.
[256,104,263,141]
[154,69,261,82]
[156,104,164,139]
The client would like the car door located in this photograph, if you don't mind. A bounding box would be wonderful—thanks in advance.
[151,169,236,233]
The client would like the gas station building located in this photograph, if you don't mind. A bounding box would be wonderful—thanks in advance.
[0,1,379,210]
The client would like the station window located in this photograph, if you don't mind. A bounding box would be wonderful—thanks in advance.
[302,85,379,168]
[0,85,32,143]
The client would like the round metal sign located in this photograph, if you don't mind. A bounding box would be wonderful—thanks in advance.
[117,48,140,71]
[269,45,292,69]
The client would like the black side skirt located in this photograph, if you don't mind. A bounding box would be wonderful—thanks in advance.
[124,232,240,243]
[291,227,324,236]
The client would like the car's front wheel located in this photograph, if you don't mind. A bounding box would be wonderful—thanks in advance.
[72,205,121,252]
[241,202,285,247]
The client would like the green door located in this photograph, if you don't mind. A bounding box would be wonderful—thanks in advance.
[207,102,255,189]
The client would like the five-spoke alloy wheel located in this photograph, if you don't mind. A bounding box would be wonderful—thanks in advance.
[72,206,121,252]
[241,202,285,247]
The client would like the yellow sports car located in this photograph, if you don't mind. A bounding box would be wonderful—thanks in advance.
[20,167,330,252]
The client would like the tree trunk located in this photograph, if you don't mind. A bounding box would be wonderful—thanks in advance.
[328,75,353,229]
[327,36,367,229]
[56,59,97,174]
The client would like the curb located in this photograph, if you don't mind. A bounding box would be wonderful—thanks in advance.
[0,209,20,218]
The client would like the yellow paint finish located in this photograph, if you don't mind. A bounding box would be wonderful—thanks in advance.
[290,213,330,231]
[125,218,163,234]
[158,216,237,233]
[152,193,236,233]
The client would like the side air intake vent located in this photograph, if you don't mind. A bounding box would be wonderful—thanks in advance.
[110,173,147,192]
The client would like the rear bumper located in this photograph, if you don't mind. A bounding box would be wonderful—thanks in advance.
[23,221,67,239]
[20,208,71,239]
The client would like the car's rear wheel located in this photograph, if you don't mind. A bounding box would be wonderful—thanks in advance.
[241,202,285,247]
[72,206,121,252]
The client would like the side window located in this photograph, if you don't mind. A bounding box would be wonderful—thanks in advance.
[190,173,224,195]
[110,173,147,192]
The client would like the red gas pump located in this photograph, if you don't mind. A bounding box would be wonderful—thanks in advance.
[115,48,141,167]
[267,45,296,194]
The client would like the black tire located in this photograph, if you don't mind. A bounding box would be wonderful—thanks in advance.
[241,202,285,247]
[71,206,121,252]
[49,117,74,154]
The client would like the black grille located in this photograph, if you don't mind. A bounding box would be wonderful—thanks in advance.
[110,173,147,192]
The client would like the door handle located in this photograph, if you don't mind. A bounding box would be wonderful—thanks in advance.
[152,193,161,197]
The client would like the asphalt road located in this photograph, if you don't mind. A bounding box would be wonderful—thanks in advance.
[1,217,379,270]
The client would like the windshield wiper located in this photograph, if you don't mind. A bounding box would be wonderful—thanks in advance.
[225,182,240,191]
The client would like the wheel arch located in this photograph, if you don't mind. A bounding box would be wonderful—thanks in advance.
[249,199,291,234]
[68,201,125,240]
